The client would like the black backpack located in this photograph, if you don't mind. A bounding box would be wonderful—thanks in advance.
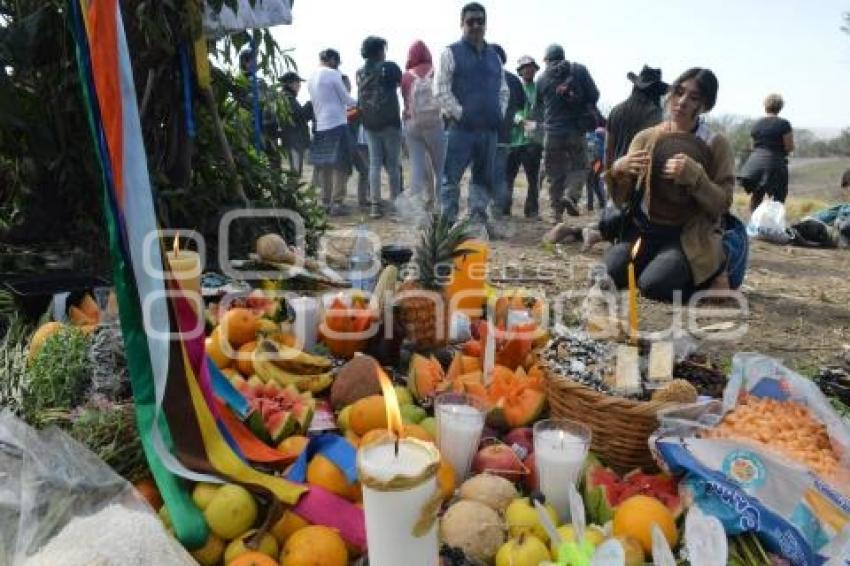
[357,65,398,131]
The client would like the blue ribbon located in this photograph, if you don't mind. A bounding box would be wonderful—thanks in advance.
[249,36,263,152]
[177,42,196,138]
[286,434,358,484]
[208,357,253,420]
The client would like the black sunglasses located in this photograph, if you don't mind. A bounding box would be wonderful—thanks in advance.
[464,16,486,26]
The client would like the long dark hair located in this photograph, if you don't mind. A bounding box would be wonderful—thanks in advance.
[668,67,718,112]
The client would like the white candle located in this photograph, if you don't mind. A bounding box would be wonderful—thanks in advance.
[534,429,589,522]
[358,438,441,566]
[436,403,484,481]
[290,296,319,351]
[483,320,496,385]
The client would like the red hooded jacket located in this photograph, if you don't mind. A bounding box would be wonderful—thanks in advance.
[401,40,433,119]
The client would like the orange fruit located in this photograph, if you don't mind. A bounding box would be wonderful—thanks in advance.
[229,551,278,566]
[306,455,359,501]
[277,435,309,458]
[270,510,310,545]
[220,307,260,347]
[613,495,678,554]
[281,525,348,566]
[359,424,433,447]
[349,395,388,436]
[344,430,361,448]
[403,423,433,443]
[437,458,456,501]
[206,326,232,369]
[236,340,257,376]
[28,321,65,362]
[133,477,162,511]
[359,428,392,447]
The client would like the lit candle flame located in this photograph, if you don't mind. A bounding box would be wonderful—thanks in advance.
[628,238,641,346]
[630,237,642,260]
[376,366,404,455]
[172,233,181,256]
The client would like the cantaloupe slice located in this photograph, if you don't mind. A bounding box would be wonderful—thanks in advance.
[446,352,464,382]
[461,355,481,373]
[79,293,101,322]
[408,353,445,401]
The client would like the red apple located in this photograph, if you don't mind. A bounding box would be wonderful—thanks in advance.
[479,426,500,447]
[523,453,538,492]
[472,443,526,483]
[503,427,534,459]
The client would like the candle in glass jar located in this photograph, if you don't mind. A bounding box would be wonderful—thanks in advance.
[534,422,590,522]
[435,398,485,481]
[290,296,319,351]
[358,438,441,566]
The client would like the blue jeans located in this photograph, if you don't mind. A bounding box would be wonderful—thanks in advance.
[441,128,497,224]
[493,145,509,216]
[405,122,446,207]
[365,127,402,205]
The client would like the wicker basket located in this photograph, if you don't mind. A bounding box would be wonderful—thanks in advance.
[545,367,681,473]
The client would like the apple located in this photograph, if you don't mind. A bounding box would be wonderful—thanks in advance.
[495,533,550,566]
[472,443,525,483]
[478,425,500,447]
[503,427,534,458]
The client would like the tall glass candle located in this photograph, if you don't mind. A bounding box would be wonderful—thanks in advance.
[358,438,442,566]
[533,419,591,522]
[290,296,319,351]
[435,393,487,481]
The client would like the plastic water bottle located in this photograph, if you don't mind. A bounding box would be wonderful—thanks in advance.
[349,224,377,291]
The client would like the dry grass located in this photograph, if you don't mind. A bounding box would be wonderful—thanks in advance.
[732,194,831,221]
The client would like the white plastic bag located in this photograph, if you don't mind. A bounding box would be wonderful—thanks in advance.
[0,410,194,566]
[746,199,790,244]
[203,0,292,39]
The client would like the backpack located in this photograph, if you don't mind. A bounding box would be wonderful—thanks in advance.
[358,65,399,131]
[564,62,602,133]
[408,69,441,129]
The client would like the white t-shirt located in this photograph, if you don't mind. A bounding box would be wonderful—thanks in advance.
[307,67,357,132]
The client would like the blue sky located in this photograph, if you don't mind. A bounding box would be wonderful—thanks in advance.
[272,0,850,133]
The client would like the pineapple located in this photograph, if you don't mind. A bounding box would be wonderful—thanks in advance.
[398,215,475,351]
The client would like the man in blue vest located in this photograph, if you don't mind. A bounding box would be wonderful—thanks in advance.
[435,2,509,236]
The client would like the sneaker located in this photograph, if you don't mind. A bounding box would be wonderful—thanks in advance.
[369,203,383,219]
[525,210,542,221]
[563,197,580,217]
[580,227,603,252]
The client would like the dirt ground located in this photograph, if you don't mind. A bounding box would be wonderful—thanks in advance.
[322,157,850,375]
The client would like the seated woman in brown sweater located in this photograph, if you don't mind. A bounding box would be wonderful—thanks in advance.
[604,68,735,302]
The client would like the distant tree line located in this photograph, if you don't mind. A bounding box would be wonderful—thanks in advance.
[707,116,850,160]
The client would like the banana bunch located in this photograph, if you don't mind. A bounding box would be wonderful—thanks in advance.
[251,339,334,394]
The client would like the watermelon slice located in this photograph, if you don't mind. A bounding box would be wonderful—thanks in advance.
[244,382,316,445]
[582,456,682,524]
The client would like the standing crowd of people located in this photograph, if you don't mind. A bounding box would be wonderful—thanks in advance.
[248,2,804,301]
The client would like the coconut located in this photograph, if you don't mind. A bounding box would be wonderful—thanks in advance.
[458,473,519,513]
[329,354,382,410]
[256,233,289,263]
[440,500,505,564]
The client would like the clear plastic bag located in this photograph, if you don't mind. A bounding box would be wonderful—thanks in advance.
[0,410,194,566]
[746,199,791,244]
